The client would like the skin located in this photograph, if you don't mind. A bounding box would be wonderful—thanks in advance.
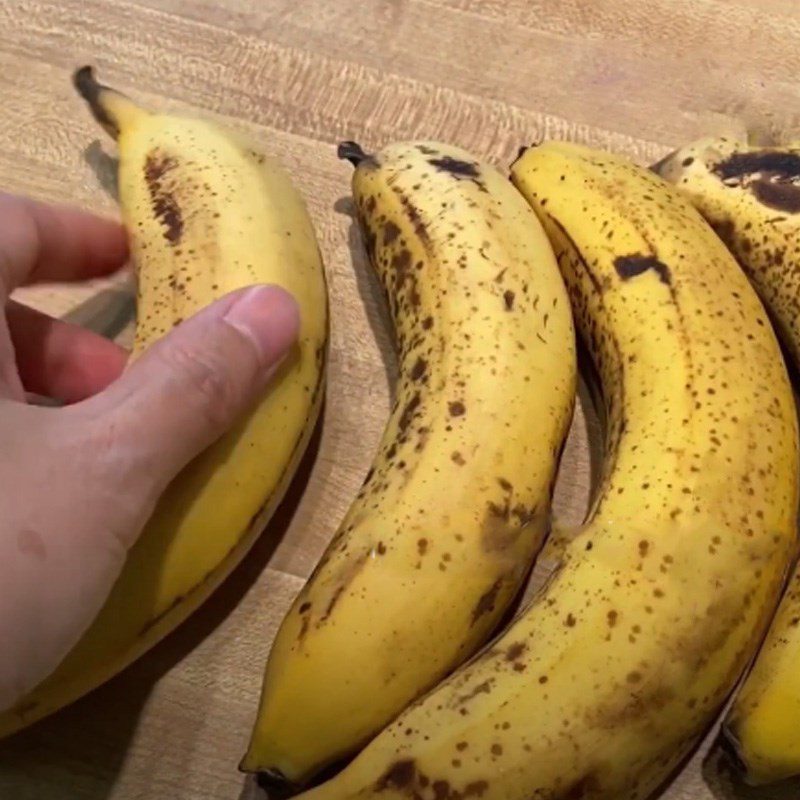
[0,191,300,712]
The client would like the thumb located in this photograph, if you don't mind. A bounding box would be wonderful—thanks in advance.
[90,284,300,489]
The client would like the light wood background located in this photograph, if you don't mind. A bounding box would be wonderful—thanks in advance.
[1,0,800,797]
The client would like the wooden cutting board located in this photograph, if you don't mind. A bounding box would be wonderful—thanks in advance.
[2,0,800,797]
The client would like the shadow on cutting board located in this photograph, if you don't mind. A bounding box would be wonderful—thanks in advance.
[84,140,120,203]
[335,196,399,401]
[0,414,325,800]
[701,740,800,800]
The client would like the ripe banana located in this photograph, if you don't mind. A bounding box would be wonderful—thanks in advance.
[241,140,577,783]
[0,67,328,736]
[289,140,799,800]
[654,136,800,785]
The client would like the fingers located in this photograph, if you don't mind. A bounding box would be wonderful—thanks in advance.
[82,284,300,494]
[0,193,129,297]
[6,301,128,403]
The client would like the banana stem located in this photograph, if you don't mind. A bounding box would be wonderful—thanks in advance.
[73,65,146,140]
[337,141,373,167]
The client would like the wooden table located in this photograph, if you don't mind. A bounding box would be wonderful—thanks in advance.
[1,0,800,797]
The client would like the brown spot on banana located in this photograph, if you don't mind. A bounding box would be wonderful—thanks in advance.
[398,392,422,433]
[511,504,536,527]
[393,187,433,253]
[454,679,493,706]
[471,577,504,625]
[427,155,480,179]
[144,150,183,244]
[375,758,489,800]
[505,641,527,661]
[482,500,523,552]
[317,550,371,625]
[384,221,402,245]
[375,760,416,791]
[448,401,466,417]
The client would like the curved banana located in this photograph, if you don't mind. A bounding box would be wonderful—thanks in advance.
[241,141,577,783]
[655,136,800,785]
[290,140,798,800]
[0,67,329,737]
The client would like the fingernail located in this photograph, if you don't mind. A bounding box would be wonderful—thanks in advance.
[223,285,300,368]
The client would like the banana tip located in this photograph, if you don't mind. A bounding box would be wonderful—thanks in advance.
[719,721,751,779]
[510,140,540,169]
[252,767,300,797]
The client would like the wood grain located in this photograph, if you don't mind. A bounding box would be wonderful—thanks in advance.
[0,0,799,797]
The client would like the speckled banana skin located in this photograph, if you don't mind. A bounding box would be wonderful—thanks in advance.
[289,140,799,800]
[653,136,800,368]
[0,67,329,738]
[241,141,577,783]
[655,136,800,786]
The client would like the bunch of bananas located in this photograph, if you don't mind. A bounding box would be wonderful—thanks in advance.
[2,67,800,800]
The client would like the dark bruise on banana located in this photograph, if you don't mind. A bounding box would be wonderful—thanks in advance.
[292,142,798,800]
[143,151,183,245]
[243,140,576,781]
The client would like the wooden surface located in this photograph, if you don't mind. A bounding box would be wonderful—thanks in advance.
[1,0,800,797]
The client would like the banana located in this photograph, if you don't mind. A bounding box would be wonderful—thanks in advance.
[288,140,799,800]
[240,140,577,783]
[654,136,800,785]
[0,66,328,736]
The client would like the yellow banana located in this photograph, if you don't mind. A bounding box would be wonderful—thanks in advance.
[0,66,328,737]
[655,136,800,785]
[241,140,577,783]
[290,140,798,800]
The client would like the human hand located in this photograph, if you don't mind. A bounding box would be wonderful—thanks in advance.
[0,192,299,711]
